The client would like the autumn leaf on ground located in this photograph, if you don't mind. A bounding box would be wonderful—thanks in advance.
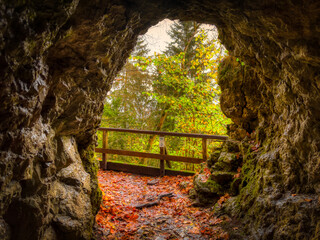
[95,170,231,239]
[217,193,231,206]
[189,226,200,234]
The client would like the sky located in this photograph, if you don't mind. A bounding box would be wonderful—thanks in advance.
[142,19,218,55]
[143,19,174,54]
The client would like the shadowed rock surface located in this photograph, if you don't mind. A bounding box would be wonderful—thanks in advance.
[0,0,319,239]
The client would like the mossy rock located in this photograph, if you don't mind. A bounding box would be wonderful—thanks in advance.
[188,188,197,199]
[213,160,232,172]
[194,174,224,195]
[207,151,221,168]
[230,178,242,196]
[218,152,236,164]
[210,171,236,186]
[191,174,226,205]
[212,152,236,172]
[222,140,240,153]
[79,145,102,216]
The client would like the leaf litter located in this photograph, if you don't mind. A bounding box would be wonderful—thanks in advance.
[94,170,229,240]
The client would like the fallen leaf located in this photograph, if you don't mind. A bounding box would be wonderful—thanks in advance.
[95,170,231,239]
[189,226,200,234]
[218,193,231,205]
[291,194,297,197]
[233,173,240,179]
[304,199,312,202]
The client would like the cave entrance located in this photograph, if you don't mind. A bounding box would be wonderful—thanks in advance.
[3,1,320,240]
[95,19,230,173]
[94,19,232,239]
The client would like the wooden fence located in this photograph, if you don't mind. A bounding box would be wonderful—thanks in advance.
[95,127,228,176]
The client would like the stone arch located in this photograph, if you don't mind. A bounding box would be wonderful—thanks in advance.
[1,0,319,239]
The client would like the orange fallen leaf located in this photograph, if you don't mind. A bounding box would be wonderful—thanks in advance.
[233,173,240,179]
[218,193,231,205]
[291,194,297,197]
[96,170,229,238]
[189,226,200,234]
[304,199,312,202]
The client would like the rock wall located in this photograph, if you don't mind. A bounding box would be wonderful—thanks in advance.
[0,0,319,239]
[216,12,320,239]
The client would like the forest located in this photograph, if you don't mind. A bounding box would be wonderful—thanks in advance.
[97,21,231,172]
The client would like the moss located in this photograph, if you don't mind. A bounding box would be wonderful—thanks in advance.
[216,140,262,218]
[217,56,241,86]
[221,140,240,153]
[195,177,223,195]
[78,144,102,238]
[207,151,220,168]
[79,145,102,216]
[206,179,223,194]
[212,152,237,172]
[230,178,241,195]
[234,148,261,214]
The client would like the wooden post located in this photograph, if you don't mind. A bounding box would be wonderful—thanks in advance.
[101,130,108,170]
[159,135,165,176]
[202,138,207,162]
[165,147,172,169]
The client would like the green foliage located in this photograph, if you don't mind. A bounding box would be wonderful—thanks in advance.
[98,24,231,172]
[79,145,102,215]
[135,29,230,135]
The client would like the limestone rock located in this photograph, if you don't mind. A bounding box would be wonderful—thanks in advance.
[1,0,320,239]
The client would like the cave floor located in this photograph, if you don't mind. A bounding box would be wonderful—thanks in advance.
[93,170,238,240]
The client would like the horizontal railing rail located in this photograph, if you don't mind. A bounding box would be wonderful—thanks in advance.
[98,127,228,140]
[95,148,204,164]
[95,127,228,176]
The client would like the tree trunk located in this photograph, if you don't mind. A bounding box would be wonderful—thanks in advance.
[140,108,168,165]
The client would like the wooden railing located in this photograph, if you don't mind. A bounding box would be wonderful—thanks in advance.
[95,127,228,176]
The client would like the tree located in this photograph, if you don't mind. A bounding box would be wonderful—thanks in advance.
[140,21,202,151]
[165,21,201,67]
[102,36,154,129]
[100,37,158,160]
[101,24,230,170]
[134,28,230,168]
[139,29,228,135]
